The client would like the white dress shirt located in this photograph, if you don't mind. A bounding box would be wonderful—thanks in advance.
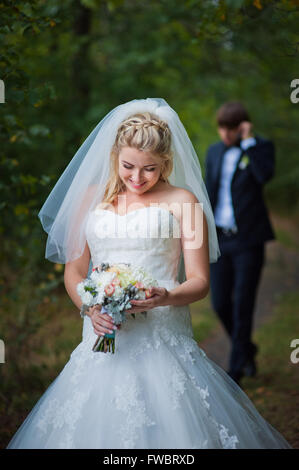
[214,137,256,230]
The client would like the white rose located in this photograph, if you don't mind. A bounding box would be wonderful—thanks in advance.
[95,292,104,305]
[113,285,123,300]
[76,282,86,297]
[90,271,101,282]
[82,291,94,305]
[98,271,115,287]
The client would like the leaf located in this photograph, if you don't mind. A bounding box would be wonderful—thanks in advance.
[253,0,263,10]
[14,204,29,216]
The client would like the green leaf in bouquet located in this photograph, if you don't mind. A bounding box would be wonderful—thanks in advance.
[84,285,97,296]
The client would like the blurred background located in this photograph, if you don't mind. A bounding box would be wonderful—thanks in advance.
[0,0,298,448]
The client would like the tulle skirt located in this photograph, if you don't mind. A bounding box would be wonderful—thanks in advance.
[6,310,293,449]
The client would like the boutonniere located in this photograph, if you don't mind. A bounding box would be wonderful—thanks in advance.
[239,155,250,170]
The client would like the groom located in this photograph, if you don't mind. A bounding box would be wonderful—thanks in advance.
[204,101,275,385]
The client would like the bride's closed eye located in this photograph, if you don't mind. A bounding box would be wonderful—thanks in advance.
[123,164,155,172]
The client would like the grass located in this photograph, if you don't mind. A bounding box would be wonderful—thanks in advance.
[240,290,299,448]
[190,293,219,343]
[275,228,299,251]
[271,211,299,251]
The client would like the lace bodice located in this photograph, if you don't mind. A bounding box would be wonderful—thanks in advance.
[85,205,182,288]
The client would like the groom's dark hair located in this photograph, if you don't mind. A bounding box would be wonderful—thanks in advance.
[216,101,251,129]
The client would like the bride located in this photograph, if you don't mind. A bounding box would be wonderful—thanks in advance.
[6,98,292,449]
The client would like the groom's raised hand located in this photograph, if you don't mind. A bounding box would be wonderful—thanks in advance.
[238,121,254,140]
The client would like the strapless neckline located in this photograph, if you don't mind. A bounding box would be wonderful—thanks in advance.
[93,205,181,226]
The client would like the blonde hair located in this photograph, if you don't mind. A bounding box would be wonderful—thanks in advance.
[102,112,173,204]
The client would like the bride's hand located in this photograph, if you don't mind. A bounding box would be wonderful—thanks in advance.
[126,287,169,313]
[88,304,120,336]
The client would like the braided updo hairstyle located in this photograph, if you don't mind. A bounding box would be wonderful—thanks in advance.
[102,112,173,204]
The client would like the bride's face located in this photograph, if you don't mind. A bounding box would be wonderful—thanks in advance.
[118,146,162,194]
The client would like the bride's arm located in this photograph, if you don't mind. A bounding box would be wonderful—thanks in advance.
[167,193,210,307]
[64,242,91,311]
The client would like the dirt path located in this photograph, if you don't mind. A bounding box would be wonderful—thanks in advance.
[198,228,299,371]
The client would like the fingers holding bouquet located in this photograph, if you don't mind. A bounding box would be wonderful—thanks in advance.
[127,286,169,313]
[89,304,119,336]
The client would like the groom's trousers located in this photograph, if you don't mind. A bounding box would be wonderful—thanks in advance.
[210,234,265,378]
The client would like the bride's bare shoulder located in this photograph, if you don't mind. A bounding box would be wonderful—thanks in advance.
[166,184,199,205]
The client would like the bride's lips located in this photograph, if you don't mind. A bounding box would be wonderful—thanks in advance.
[129,180,146,188]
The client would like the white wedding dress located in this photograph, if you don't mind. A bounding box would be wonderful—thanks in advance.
[6,206,292,449]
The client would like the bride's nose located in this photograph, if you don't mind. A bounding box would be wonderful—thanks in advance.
[131,169,143,182]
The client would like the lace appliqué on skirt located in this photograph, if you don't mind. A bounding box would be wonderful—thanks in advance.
[36,389,91,449]
[110,373,156,448]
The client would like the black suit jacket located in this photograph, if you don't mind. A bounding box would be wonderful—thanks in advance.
[205,134,275,250]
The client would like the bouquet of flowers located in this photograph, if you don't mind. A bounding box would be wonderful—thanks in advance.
[77,262,158,353]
